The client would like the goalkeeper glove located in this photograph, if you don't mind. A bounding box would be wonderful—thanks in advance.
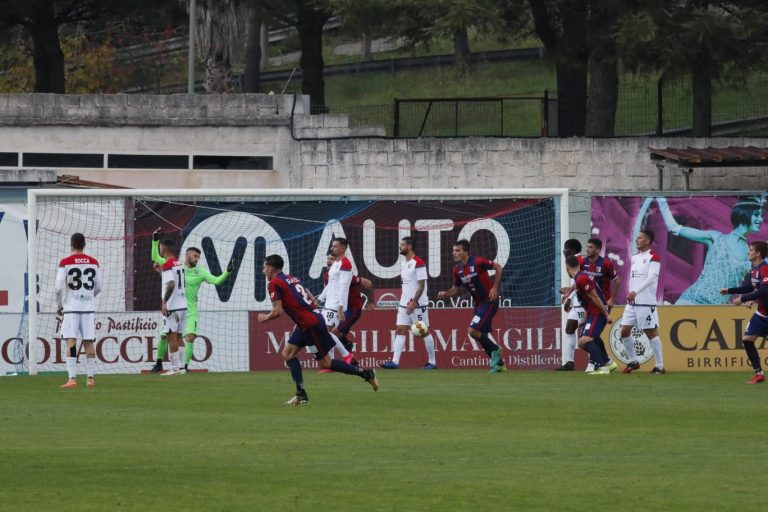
[227,258,236,273]
[152,227,162,241]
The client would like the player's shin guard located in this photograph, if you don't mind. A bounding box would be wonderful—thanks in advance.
[649,336,664,369]
[66,356,77,379]
[286,358,304,390]
[330,359,365,377]
[744,340,762,373]
[423,334,437,365]
[392,334,406,364]
[170,349,180,370]
[184,341,194,367]
[477,333,499,357]
[582,341,607,367]
[85,356,95,378]
[564,331,577,363]
[329,332,349,357]
[622,336,638,363]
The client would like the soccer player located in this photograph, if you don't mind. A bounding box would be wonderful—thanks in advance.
[581,237,620,371]
[437,239,506,373]
[149,264,170,373]
[719,241,768,384]
[258,254,379,405]
[55,233,103,388]
[318,253,374,353]
[379,237,438,370]
[620,230,665,374]
[316,238,356,365]
[556,239,584,371]
[179,247,235,372]
[150,228,188,376]
[565,255,614,375]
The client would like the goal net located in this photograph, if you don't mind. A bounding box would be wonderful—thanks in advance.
[22,189,568,375]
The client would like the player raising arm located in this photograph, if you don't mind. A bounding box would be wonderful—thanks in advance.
[719,241,768,384]
[438,239,506,373]
[258,255,378,405]
[56,233,103,388]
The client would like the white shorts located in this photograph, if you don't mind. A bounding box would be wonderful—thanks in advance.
[61,312,96,340]
[567,306,585,323]
[163,310,187,334]
[323,308,339,328]
[621,305,659,330]
[396,306,430,328]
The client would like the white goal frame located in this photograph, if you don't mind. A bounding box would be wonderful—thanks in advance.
[27,188,569,375]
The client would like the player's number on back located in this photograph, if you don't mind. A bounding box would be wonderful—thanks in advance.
[295,284,312,305]
[176,269,184,289]
[67,267,95,291]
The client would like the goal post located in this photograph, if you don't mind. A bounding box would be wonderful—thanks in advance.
[26,188,569,376]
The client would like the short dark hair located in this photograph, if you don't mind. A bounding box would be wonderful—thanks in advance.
[640,230,655,243]
[564,239,582,253]
[565,255,580,268]
[186,247,201,255]
[71,233,86,250]
[731,201,762,228]
[587,237,602,249]
[160,238,176,250]
[401,236,415,249]
[454,239,470,253]
[333,237,348,247]
[264,254,284,270]
[751,241,768,259]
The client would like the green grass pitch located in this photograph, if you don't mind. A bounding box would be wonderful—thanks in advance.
[1,370,767,511]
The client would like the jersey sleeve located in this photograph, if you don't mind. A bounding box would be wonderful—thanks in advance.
[204,268,230,285]
[336,261,353,310]
[268,279,283,303]
[93,265,103,297]
[476,256,494,270]
[55,266,67,308]
[575,274,593,294]
[415,257,428,281]
[452,265,461,287]
[605,260,618,280]
[151,240,166,265]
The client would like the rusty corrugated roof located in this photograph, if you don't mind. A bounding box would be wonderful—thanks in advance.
[649,146,768,167]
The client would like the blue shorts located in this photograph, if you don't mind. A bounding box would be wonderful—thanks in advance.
[337,308,363,334]
[469,301,499,333]
[745,313,768,337]
[287,323,336,360]
[579,313,607,340]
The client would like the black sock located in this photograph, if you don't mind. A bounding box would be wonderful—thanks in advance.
[330,358,365,377]
[744,341,763,373]
[595,337,609,360]
[286,358,304,389]
[583,341,607,366]
[155,358,162,365]
[477,333,499,357]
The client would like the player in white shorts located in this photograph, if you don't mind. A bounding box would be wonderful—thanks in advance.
[557,239,584,371]
[151,228,188,375]
[315,238,356,368]
[56,233,103,389]
[620,229,665,374]
[379,236,437,370]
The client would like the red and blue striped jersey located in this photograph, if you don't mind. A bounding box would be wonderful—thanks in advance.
[732,261,768,316]
[581,255,618,301]
[574,270,606,316]
[268,272,322,330]
[453,255,497,304]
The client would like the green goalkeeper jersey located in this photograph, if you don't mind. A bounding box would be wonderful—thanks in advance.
[184,266,230,316]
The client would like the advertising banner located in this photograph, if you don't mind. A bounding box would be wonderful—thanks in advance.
[248,308,563,371]
[591,195,768,305]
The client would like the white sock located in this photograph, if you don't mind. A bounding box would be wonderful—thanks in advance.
[564,331,577,363]
[392,334,406,364]
[170,349,180,370]
[66,356,76,379]
[622,336,637,362]
[422,334,436,365]
[329,332,349,358]
[85,357,95,378]
[650,336,663,368]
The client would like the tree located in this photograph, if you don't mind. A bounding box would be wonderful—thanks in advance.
[242,0,263,92]
[617,0,768,136]
[584,0,623,137]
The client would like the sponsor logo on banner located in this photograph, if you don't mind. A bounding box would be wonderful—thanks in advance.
[608,323,653,365]
[248,308,563,371]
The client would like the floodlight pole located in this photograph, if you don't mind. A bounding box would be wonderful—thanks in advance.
[187,0,196,94]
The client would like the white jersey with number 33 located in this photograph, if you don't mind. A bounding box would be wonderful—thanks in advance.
[55,253,103,313]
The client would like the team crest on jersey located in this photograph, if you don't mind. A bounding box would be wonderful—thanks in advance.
[470,266,475,272]
[609,322,653,365]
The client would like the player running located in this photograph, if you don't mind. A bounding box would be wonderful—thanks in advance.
[150,228,188,376]
[379,237,438,370]
[620,230,666,374]
[556,239,584,371]
[317,253,374,353]
[258,254,379,405]
[56,233,103,388]
[565,255,614,375]
[437,240,506,373]
[719,241,768,384]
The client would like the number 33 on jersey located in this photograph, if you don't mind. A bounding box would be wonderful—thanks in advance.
[56,254,103,313]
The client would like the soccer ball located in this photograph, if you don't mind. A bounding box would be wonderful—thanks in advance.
[411,321,428,337]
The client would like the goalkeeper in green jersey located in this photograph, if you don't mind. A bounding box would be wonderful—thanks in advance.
[181,247,235,372]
